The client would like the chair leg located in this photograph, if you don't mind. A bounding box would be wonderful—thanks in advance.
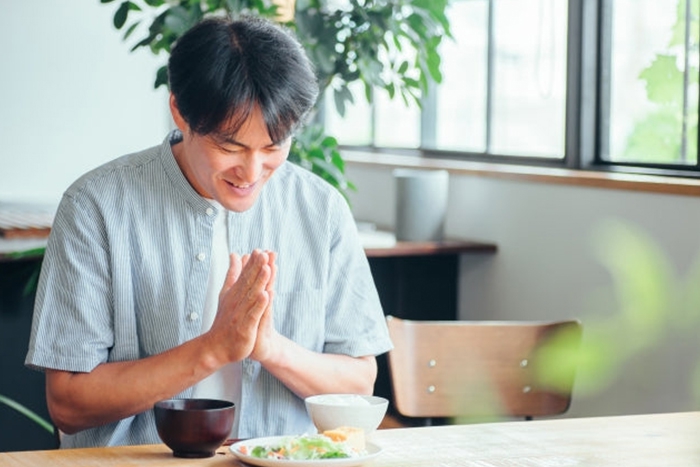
[53,426,62,449]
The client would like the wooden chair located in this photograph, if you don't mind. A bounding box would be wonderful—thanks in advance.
[384,316,582,426]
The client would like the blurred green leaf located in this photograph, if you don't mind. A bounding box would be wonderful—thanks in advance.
[533,324,583,392]
[122,21,140,40]
[0,395,54,434]
[533,219,700,405]
[164,6,199,36]
[592,219,675,349]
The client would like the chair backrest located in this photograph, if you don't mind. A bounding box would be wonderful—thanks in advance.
[385,316,582,421]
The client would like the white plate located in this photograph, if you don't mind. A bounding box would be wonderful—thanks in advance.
[229,436,382,467]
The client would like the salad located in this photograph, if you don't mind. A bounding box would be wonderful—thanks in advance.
[239,435,361,460]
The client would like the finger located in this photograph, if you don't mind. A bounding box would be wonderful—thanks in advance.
[250,292,275,362]
[255,290,274,334]
[236,250,265,287]
[244,265,272,307]
[230,253,243,282]
[235,251,271,304]
[266,251,277,293]
[266,289,275,314]
[221,253,242,294]
[245,288,271,324]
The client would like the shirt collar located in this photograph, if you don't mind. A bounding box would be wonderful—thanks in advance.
[159,129,214,214]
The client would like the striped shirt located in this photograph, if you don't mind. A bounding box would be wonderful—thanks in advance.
[25,131,393,448]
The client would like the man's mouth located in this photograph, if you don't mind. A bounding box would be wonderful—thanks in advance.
[225,180,256,194]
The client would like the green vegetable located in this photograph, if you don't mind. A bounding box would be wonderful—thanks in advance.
[249,435,357,460]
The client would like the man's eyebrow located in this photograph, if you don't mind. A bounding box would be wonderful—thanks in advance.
[213,133,286,148]
[214,135,246,147]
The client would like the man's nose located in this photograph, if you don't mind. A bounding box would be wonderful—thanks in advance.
[238,152,264,183]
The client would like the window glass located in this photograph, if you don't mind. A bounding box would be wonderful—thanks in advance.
[373,33,422,148]
[606,0,698,165]
[374,90,421,148]
[491,0,568,158]
[325,0,700,176]
[324,82,372,146]
[434,0,489,152]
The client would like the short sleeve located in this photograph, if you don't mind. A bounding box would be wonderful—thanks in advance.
[323,194,393,357]
[25,191,114,373]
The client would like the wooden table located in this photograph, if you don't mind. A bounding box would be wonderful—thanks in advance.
[1,412,697,466]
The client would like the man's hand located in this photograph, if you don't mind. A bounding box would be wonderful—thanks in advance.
[250,251,280,363]
[207,249,273,364]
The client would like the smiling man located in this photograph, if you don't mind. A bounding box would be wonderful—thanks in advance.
[25,16,392,448]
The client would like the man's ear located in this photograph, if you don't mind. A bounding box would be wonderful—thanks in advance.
[169,94,188,132]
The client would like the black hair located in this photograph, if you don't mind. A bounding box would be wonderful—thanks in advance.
[168,15,319,144]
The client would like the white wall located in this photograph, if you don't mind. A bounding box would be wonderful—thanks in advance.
[348,163,700,418]
[0,2,170,204]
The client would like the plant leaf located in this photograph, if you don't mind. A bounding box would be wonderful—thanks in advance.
[122,21,140,40]
[113,1,131,29]
[154,65,169,89]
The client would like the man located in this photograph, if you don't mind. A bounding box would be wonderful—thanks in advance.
[26,15,392,448]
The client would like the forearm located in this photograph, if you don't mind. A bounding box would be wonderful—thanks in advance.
[46,333,223,434]
[260,335,377,399]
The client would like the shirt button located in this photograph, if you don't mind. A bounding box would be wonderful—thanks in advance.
[196,253,206,261]
[205,207,214,216]
[188,312,199,321]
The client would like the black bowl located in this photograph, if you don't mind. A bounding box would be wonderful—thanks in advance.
[154,398,235,458]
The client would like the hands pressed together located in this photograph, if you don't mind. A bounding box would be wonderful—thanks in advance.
[205,249,376,400]
[208,249,279,366]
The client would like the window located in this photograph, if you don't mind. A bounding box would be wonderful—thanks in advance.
[324,0,700,175]
[600,0,699,168]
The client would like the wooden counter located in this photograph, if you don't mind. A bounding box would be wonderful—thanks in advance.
[1,411,698,466]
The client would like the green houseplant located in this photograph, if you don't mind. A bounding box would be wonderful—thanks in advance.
[100,0,451,199]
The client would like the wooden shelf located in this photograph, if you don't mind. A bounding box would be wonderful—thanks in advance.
[0,204,53,239]
[0,202,54,262]
[365,238,497,258]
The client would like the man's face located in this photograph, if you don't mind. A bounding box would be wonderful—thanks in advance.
[171,98,291,212]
